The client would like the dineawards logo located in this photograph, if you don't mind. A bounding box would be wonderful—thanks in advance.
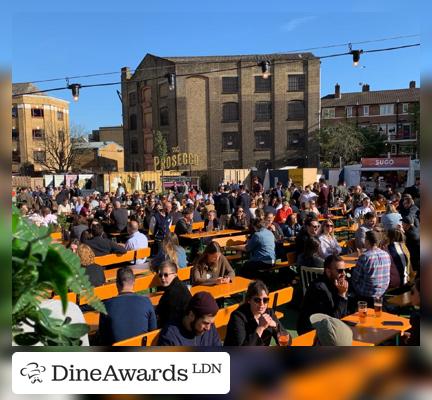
[12,352,230,394]
[20,362,47,384]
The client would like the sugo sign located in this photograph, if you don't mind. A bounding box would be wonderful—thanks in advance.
[361,157,410,169]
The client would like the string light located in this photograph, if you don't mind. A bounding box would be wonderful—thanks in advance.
[165,73,176,91]
[67,83,81,101]
[259,61,271,79]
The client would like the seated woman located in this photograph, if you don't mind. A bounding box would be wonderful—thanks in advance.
[284,213,301,239]
[228,206,249,230]
[297,237,324,268]
[191,242,235,286]
[204,210,220,232]
[76,243,105,287]
[318,219,342,258]
[224,280,285,346]
[150,232,188,273]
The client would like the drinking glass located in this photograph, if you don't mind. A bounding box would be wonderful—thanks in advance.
[374,297,383,318]
[277,329,290,347]
[358,301,368,324]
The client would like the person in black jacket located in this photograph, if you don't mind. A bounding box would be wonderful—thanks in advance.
[82,223,127,257]
[224,280,285,346]
[156,261,192,329]
[295,216,320,256]
[236,185,251,212]
[297,254,349,335]
[402,215,420,273]
[108,200,129,233]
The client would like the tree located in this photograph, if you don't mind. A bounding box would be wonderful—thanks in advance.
[358,126,388,158]
[38,122,88,173]
[153,129,168,161]
[318,123,364,168]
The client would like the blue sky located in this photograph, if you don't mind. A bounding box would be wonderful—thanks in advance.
[10,1,423,133]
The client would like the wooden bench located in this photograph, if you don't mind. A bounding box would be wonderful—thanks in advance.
[268,286,294,319]
[270,252,297,271]
[213,235,248,262]
[95,248,151,267]
[291,330,373,346]
[169,221,205,233]
[113,329,162,346]
[50,232,62,240]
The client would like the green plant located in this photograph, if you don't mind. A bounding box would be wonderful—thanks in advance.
[12,207,106,346]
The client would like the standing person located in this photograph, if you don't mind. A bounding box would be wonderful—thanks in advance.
[109,200,129,233]
[318,219,342,258]
[299,186,317,209]
[236,185,251,212]
[272,181,284,201]
[149,203,173,255]
[124,221,149,263]
[224,280,285,346]
[317,178,329,213]
[115,182,125,200]
[156,261,192,329]
[158,292,222,346]
[398,195,419,227]
[351,230,391,307]
[251,176,263,196]
[297,255,349,334]
[191,242,235,286]
[401,216,420,274]
[215,186,232,230]
[98,267,157,345]
[335,180,349,203]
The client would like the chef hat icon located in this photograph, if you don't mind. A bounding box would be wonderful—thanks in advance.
[20,362,46,384]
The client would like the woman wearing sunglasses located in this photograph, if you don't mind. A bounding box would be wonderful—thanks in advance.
[318,219,342,258]
[224,280,286,346]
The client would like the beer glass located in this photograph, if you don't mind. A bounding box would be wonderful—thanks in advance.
[374,297,383,318]
[358,301,368,324]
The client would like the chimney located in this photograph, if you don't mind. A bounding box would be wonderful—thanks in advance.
[362,84,370,92]
[335,83,341,99]
[121,67,131,81]
[409,80,416,89]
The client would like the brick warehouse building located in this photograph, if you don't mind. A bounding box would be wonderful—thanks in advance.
[121,53,320,173]
[321,81,420,159]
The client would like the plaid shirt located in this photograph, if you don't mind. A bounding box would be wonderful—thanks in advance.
[351,248,391,298]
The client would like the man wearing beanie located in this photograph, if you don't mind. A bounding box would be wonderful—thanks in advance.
[158,291,222,346]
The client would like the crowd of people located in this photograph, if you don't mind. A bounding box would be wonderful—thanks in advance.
[14,174,420,346]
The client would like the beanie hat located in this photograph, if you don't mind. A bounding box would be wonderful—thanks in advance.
[310,313,353,346]
[188,292,219,317]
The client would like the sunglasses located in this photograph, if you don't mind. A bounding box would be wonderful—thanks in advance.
[325,224,334,227]
[311,225,320,229]
[158,272,176,278]
[252,297,270,304]
[337,269,346,274]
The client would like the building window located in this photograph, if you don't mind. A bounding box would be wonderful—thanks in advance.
[222,77,239,94]
[255,76,271,92]
[58,130,65,142]
[287,101,305,120]
[57,110,64,121]
[287,130,305,147]
[160,107,169,126]
[12,149,20,163]
[31,108,44,118]
[130,137,138,154]
[402,103,409,113]
[363,105,369,116]
[288,74,305,91]
[254,130,271,150]
[159,83,168,98]
[129,114,137,130]
[32,129,44,140]
[129,92,137,106]
[380,104,394,115]
[346,106,353,118]
[33,150,46,162]
[255,101,272,121]
[222,132,240,150]
[322,108,335,119]
[12,128,19,140]
[256,159,272,170]
[390,144,397,155]
[12,106,18,118]
[223,160,242,169]
[222,102,239,122]
[402,124,411,138]
[142,87,151,104]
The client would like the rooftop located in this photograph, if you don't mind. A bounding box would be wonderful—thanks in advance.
[12,83,43,96]
[74,141,124,150]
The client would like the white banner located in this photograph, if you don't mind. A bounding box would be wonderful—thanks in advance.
[12,352,230,394]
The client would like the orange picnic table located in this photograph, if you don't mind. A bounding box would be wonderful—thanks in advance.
[292,329,373,346]
[179,229,244,240]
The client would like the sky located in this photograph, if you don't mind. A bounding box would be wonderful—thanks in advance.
[9,1,424,134]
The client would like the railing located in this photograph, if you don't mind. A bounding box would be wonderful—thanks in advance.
[388,132,417,141]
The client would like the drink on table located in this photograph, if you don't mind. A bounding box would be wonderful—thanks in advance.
[358,301,368,324]
[277,329,290,347]
[374,297,383,318]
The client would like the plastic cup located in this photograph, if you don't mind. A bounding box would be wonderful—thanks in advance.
[358,301,368,324]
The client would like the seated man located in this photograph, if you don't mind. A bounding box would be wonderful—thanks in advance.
[82,223,127,257]
[351,230,391,308]
[98,266,157,345]
[297,254,349,335]
[353,197,374,219]
[354,212,376,250]
[158,291,221,346]
[125,220,148,263]
[156,260,192,329]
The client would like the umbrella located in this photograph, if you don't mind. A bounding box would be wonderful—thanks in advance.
[263,169,270,191]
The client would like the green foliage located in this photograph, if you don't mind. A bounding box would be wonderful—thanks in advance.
[12,207,106,346]
[319,122,387,167]
[153,130,168,161]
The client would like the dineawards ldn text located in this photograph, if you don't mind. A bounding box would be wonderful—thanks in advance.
[52,364,190,382]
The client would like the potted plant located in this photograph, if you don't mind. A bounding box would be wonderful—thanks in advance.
[12,207,106,345]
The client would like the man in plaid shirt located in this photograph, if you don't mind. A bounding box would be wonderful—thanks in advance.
[351,230,391,307]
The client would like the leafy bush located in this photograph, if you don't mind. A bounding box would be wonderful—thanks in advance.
[12,207,106,345]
